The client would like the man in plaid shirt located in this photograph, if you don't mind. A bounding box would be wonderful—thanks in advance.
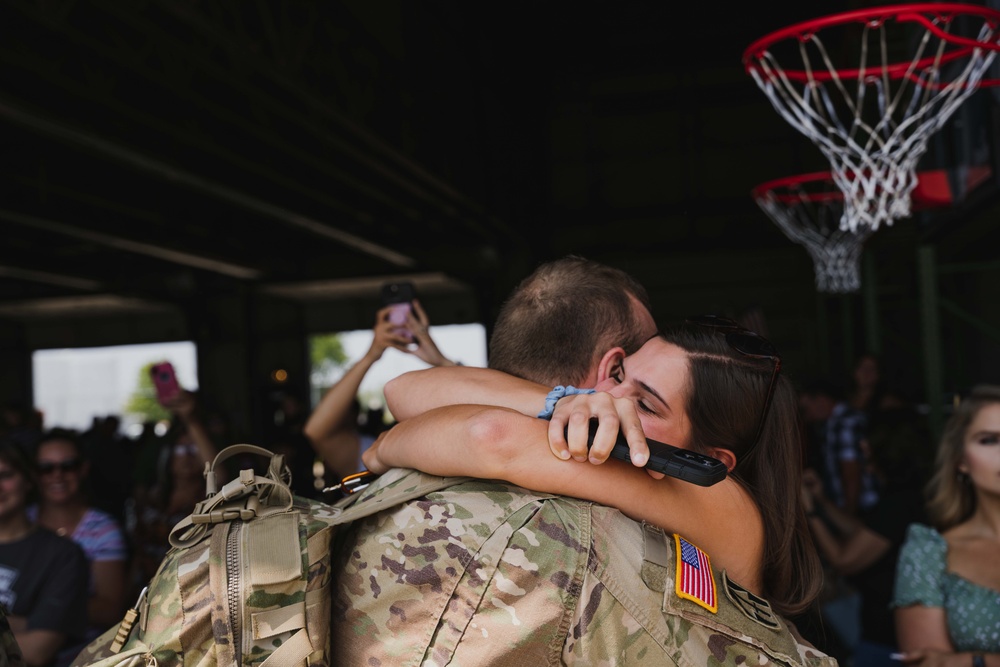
[800,379,879,515]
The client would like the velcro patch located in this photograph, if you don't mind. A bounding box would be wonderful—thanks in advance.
[673,534,717,613]
[722,571,780,629]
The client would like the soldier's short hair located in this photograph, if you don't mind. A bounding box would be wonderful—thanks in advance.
[488,256,652,386]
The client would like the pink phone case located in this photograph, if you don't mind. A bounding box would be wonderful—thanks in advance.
[388,303,413,341]
[150,362,181,404]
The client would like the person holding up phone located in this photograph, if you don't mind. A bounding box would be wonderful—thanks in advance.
[130,383,220,585]
[303,294,456,480]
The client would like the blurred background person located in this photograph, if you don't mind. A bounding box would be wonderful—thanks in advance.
[0,442,87,667]
[802,418,930,667]
[28,430,128,645]
[848,353,884,416]
[799,378,879,516]
[304,300,454,480]
[128,390,218,588]
[798,376,880,662]
[0,401,41,456]
[893,384,1000,664]
[79,416,132,528]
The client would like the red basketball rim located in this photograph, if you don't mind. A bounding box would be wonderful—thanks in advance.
[743,3,1000,83]
[752,171,952,210]
[751,172,843,205]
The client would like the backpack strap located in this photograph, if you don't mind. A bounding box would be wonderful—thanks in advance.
[171,456,474,548]
[203,443,289,496]
[169,444,294,549]
[328,469,476,526]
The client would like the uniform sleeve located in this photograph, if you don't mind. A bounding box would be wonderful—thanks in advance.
[28,538,88,639]
[892,523,946,609]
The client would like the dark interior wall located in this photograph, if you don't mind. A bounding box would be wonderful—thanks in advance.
[0,321,30,407]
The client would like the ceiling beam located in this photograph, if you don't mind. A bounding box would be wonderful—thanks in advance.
[154,0,492,219]
[0,264,103,291]
[0,208,262,280]
[21,1,507,241]
[0,98,416,269]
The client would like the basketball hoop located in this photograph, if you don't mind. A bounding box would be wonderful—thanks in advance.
[753,173,872,293]
[744,4,1000,232]
[753,170,949,292]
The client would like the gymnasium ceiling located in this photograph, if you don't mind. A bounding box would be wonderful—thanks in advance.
[1,0,998,333]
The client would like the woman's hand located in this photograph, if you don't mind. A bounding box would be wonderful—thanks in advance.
[404,300,455,367]
[163,390,197,422]
[547,392,653,471]
[370,306,414,359]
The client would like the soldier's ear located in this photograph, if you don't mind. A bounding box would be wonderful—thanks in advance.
[706,447,737,473]
[596,348,626,384]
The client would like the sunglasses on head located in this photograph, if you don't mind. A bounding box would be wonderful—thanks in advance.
[686,315,782,454]
[38,459,82,475]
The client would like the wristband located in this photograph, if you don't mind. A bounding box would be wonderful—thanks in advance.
[537,385,595,420]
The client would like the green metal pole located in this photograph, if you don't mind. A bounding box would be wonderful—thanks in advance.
[917,245,945,441]
[863,250,881,355]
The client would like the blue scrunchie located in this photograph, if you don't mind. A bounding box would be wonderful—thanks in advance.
[537,385,595,420]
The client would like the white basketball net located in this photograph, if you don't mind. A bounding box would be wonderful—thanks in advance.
[755,180,873,293]
[747,7,1000,232]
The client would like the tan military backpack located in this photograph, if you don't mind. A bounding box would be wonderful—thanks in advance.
[71,444,468,667]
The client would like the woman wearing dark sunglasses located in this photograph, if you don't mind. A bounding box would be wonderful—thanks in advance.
[365,318,821,617]
[30,430,129,646]
[0,441,88,667]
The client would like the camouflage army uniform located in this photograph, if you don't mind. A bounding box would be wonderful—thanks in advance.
[331,468,835,666]
[0,605,25,667]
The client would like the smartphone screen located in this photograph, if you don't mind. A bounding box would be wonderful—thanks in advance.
[150,362,181,405]
[381,282,416,342]
[387,302,412,335]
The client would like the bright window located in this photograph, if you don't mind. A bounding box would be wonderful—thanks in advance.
[32,341,198,435]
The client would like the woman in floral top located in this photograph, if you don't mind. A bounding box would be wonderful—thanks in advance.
[893,385,1000,665]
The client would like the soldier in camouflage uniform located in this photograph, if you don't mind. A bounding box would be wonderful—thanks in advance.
[333,469,832,666]
[330,258,834,665]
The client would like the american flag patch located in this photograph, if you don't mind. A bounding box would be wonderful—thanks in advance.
[674,534,717,613]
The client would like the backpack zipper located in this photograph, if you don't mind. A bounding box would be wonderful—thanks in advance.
[226,522,244,665]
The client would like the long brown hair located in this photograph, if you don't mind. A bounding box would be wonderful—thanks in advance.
[660,322,823,616]
[926,384,1000,531]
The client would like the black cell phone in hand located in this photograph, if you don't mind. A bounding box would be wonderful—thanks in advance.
[583,420,728,487]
